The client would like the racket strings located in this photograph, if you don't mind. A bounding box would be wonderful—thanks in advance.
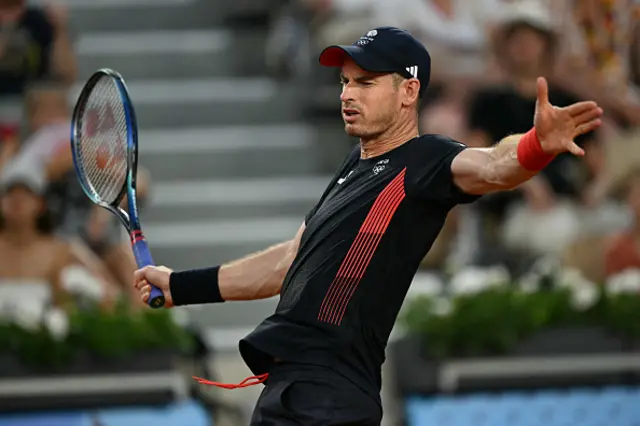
[77,77,129,205]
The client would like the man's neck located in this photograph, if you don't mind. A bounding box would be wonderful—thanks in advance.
[2,226,39,247]
[359,120,419,160]
[511,75,540,99]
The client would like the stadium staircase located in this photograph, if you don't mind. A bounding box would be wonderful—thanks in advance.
[69,0,333,348]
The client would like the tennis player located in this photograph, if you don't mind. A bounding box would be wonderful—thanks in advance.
[134,27,602,425]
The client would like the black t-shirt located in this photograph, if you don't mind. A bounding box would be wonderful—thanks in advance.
[0,7,55,96]
[467,84,591,198]
[239,135,479,401]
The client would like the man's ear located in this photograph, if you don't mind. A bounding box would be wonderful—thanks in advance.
[402,79,420,108]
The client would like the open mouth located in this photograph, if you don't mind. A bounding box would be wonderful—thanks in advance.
[343,109,360,121]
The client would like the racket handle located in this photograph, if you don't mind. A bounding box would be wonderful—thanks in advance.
[130,230,166,309]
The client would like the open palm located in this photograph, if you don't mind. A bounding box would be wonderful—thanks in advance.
[534,77,603,157]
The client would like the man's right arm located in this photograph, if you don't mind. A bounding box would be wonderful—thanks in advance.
[218,221,305,301]
[134,222,306,306]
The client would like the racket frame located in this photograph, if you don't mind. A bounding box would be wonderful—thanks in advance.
[70,68,165,308]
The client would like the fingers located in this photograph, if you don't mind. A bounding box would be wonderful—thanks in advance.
[574,119,603,138]
[536,77,549,106]
[565,101,599,117]
[573,107,604,125]
[133,265,167,289]
[138,283,151,303]
[566,141,585,157]
[133,269,147,291]
[133,266,147,288]
[133,265,172,306]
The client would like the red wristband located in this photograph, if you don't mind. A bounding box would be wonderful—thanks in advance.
[516,128,555,171]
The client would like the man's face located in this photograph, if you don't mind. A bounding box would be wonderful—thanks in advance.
[339,59,403,141]
[504,25,549,74]
[1,185,42,227]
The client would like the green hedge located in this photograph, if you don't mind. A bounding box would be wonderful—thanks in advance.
[400,268,640,359]
[0,300,193,371]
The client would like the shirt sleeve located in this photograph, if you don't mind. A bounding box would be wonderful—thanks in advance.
[305,145,360,224]
[404,134,481,206]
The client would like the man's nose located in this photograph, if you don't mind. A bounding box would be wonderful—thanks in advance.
[340,84,354,103]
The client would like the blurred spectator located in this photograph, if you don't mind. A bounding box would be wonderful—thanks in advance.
[419,90,471,270]
[270,0,502,84]
[604,168,640,277]
[560,122,638,283]
[0,159,72,306]
[467,2,573,148]
[469,2,594,203]
[0,0,76,96]
[459,1,603,268]
[265,0,316,78]
[633,11,640,88]
[557,0,640,128]
[9,80,149,306]
[0,119,18,172]
[376,0,503,82]
[17,79,72,174]
[306,0,501,80]
[0,0,77,150]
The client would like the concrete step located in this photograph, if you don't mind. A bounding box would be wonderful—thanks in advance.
[70,78,300,127]
[181,299,278,330]
[140,147,321,180]
[143,217,301,248]
[141,200,312,223]
[223,0,272,23]
[66,0,221,32]
[77,30,268,79]
[148,243,283,271]
[142,217,301,269]
[142,176,328,221]
[136,125,323,180]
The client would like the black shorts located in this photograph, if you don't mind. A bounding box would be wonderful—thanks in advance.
[250,362,382,426]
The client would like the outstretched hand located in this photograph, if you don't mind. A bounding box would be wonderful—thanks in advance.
[534,77,603,157]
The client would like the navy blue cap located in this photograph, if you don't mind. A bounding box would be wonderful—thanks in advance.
[319,26,431,97]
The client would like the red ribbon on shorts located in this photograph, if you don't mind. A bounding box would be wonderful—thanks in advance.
[192,373,269,389]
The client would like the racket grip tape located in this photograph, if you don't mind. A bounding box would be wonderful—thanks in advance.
[130,230,166,309]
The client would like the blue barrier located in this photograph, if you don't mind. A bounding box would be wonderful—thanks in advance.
[0,400,210,426]
[406,386,640,426]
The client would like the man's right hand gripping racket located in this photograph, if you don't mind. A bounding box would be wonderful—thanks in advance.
[70,68,165,309]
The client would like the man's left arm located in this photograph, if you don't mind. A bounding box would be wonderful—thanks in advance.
[451,77,603,196]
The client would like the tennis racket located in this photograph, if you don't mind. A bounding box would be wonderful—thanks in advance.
[70,68,165,309]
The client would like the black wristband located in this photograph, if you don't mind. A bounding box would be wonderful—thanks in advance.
[169,266,224,306]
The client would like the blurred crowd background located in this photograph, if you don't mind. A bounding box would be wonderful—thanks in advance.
[0,0,638,425]
[271,0,640,283]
